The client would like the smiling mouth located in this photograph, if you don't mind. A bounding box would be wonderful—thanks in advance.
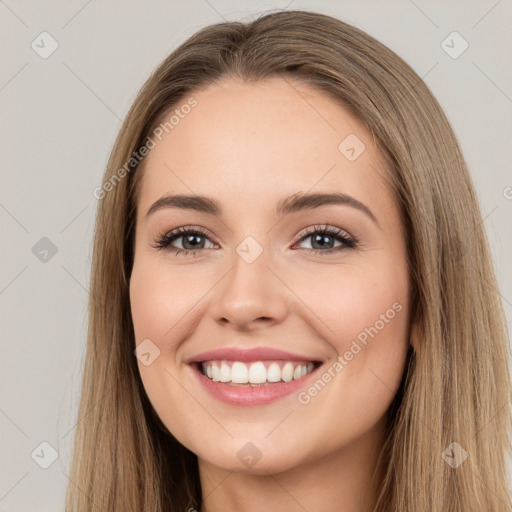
[195,360,322,386]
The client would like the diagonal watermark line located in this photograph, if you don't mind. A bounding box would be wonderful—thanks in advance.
[60,387,112,440]
[202,0,227,21]
[407,0,439,28]
[265,265,337,335]
[0,408,29,438]
[467,465,512,509]
[61,61,123,121]
[266,472,311,512]
[472,61,512,103]
[303,163,337,192]
[61,0,93,29]
[481,204,499,223]
[60,205,89,233]
[400,387,439,440]
[421,61,439,80]
[0,265,28,295]
[162,367,234,437]
[472,0,502,29]
[61,470,103,510]
[0,203,29,233]
[0,0,29,28]
[265,410,294,438]
[368,368,394,393]
[60,265,88,293]
[471,397,512,440]
[201,469,233,502]
[163,267,233,337]
[0,472,29,502]
[60,265,97,305]
[469,264,512,308]
[0,62,29,92]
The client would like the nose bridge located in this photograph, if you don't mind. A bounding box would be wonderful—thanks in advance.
[210,233,288,328]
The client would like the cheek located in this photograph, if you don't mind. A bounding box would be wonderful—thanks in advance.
[295,263,409,410]
[292,262,410,436]
[129,257,209,344]
[291,260,409,347]
[129,259,209,448]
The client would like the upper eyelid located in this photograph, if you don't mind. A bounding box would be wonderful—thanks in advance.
[296,224,352,239]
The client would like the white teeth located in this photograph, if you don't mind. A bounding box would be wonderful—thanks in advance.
[219,362,231,382]
[248,361,267,384]
[281,362,294,382]
[200,360,316,384]
[231,361,249,383]
[267,362,281,382]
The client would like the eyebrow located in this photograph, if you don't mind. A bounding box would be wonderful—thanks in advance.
[145,192,379,226]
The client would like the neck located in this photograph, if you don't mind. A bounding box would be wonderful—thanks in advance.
[198,416,388,512]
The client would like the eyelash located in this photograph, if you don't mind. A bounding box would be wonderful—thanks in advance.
[152,225,358,257]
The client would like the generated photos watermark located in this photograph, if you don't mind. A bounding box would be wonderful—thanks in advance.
[93,96,198,200]
[298,301,403,405]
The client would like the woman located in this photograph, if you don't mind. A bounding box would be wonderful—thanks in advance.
[66,10,512,511]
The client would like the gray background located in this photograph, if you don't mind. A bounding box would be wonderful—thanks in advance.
[1,1,511,510]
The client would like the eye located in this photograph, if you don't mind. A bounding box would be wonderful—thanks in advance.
[153,224,357,257]
[293,225,357,255]
[152,226,215,257]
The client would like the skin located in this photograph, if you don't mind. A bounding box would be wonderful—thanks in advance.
[129,77,411,512]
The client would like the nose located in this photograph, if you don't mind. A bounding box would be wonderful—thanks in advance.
[208,244,289,332]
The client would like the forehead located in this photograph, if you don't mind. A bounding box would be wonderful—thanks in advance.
[137,77,391,218]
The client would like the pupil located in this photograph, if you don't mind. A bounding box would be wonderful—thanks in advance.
[184,234,203,250]
[312,234,333,250]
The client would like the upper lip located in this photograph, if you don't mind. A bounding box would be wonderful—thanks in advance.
[185,347,323,364]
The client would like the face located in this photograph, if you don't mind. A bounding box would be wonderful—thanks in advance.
[129,77,410,475]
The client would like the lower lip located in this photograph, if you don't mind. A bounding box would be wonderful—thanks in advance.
[190,363,320,406]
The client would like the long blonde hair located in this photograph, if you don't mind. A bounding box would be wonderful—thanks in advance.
[65,10,512,511]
